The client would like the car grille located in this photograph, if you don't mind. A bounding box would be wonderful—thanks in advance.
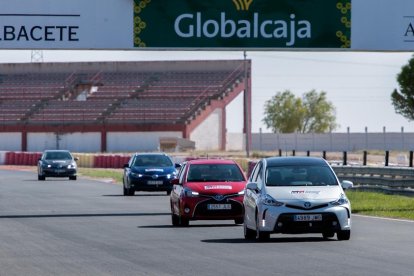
[285,203,329,211]
[274,212,340,234]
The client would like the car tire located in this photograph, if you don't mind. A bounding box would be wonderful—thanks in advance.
[322,232,335,239]
[69,176,77,181]
[337,230,351,241]
[234,218,244,225]
[244,223,256,240]
[166,190,171,196]
[38,175,45,181]
[171,213,180,226]
[256,215,270,241]
[179,215,189,227]
[123,185,134,196]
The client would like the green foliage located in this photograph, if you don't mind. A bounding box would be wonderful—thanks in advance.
[391,56,414,121]
[262,90,338,133]
[347,190,414,220]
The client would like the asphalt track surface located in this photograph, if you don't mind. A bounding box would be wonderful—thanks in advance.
[0,168,413,276]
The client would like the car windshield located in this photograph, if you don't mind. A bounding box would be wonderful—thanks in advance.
[187,164,244,182]
[45,151,72,160]
[133,155,173,167]
[265,165,338,187]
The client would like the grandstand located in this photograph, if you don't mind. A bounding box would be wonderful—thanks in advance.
[0,60,251,152]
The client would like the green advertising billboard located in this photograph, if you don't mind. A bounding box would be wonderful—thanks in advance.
[134,0,351,49]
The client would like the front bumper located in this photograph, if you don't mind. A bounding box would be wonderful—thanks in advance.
[257,205,351,234]
[128,177,173,192]
[42,168,77,177]
[180,196,244,221]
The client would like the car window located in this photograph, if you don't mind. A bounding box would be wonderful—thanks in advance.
[178,163,187,184]
[255,163,263,189]
[265,165,338,187]
[133,155,173,167]
[45,151,72,160]
[187,164,244,182]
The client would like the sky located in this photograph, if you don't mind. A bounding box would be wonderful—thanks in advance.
[0,50,413,134]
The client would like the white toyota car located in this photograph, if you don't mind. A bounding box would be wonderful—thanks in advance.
[243,157,353,241]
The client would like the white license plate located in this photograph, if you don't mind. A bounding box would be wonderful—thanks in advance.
[294,214,322,222]
[207,204,231,210]
[147,180,163,185]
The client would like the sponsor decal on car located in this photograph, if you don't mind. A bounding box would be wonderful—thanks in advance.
[204,185,232,190]
[145,168,164,172]
[291,190,320,194]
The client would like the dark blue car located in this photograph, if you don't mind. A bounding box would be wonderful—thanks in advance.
[122,153,181,196]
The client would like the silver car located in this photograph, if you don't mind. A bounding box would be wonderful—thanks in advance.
[243,157,353,241]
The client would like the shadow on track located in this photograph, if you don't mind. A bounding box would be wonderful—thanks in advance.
[0,212,170,219]
[201,236,334,244]
[139,223,239,229]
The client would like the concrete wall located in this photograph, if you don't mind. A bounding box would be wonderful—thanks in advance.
[0,133,21,151]
[252,132,414,152]
[107,132,182,152]
[27,132,101,152]
[226,133,245,151]
[190,109,222,151]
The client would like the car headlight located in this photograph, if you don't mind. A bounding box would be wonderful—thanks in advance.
[261,194,284,207]
[166,172,177,179]
[67,163,77,169]
[130,172,143,178]
[183,187,199,197]
[330,193,349,206]
[238,190,245,195]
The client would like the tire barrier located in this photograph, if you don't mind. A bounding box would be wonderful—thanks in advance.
[93,155,130,169]
[3,152,42,166]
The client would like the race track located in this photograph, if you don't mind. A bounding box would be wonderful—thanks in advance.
[0,168,413,276]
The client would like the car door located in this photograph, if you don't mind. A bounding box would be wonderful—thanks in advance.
[244,161,264,229]
[171,162,187,214]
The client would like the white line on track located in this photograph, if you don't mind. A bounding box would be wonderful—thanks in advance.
[353,214,414,223]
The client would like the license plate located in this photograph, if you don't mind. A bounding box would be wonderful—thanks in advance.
[55,169,65,173]
[147,180,163,185]
[294,214,322,222]
[207,204,231,210]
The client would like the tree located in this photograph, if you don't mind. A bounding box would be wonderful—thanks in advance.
[263,90,338,133]
[391,56,414,121]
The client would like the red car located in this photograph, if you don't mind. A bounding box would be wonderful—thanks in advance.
[170,159,247,226]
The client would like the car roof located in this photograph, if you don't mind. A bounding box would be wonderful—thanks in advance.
[133,152,168,156]
[264,156,329,166]
[186,159,237,165]
[44,150,71,152]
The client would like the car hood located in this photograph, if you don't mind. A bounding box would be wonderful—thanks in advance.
[131,166,175,175]
[266,186,343,203]
[186,182,246,195]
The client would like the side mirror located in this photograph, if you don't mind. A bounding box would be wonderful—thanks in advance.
[246,182,259,191]
[341,180,353,190]
[74,157,79,161]
[175,163,182,169]
[123,163,129,168]
[171,178,180,185]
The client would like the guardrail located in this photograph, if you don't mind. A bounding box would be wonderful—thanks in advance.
[333,166,414,196]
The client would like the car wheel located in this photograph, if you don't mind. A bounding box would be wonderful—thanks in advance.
[244,222,256,240]
[256,215,270,241]
[123,181,135,196]
[171,213,179,226]
[179,215,189,227]
[322,232,335,239]
[166,190,171,196]
[234,218,244,225]
[337,230,351,241]
[38,175,45,181]
[69,176,77,180]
